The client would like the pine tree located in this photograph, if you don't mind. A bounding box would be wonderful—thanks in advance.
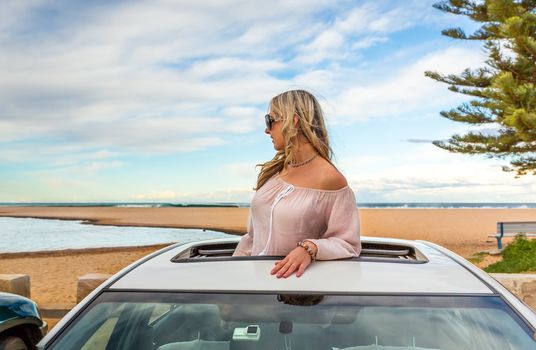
[425,0,536,175]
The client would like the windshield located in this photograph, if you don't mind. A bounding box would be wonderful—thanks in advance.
[47,292,536,350]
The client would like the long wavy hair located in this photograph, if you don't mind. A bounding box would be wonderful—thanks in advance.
[255,90,334,189]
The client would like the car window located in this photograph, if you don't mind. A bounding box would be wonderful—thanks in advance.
[80,317,119,350]
[48,292,536,350]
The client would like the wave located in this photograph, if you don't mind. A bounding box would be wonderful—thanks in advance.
[118,203,247,208]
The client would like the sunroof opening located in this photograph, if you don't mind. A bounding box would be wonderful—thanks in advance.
[171,240,428,264]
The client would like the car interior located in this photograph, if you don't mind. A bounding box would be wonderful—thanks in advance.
[50,292,536,350]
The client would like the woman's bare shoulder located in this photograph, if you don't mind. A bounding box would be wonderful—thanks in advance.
[318,160,348,191]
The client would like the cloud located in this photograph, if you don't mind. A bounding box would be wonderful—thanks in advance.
[6,0,512,203]
[296,30,346,64]
[334,1,423,35]
[223,162,259,180]
[294,0,438,64]
[129,188,254,203]
[0,143,120,165]
[467,126,502,136]
[341,145,536,202]
[2,1,307,157]
[404,139,435,144]
[332,46,487,123]
[0,0,447,165]
[130,190,180,201]
[351,36,389,50]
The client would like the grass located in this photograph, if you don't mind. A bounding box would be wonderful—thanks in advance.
[467,251,488,264]
[484,236,536,273]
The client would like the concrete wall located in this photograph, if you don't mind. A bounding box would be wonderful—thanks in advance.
[490,273,536,311]
[0,274,30,298]
[76,273,112,303]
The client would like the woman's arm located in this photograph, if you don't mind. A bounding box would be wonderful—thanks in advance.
[271,188,361,277]
[306,188,361,260]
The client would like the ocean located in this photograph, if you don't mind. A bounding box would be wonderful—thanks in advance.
[0,217,232,254]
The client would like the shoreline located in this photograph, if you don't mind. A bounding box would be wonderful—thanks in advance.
[0,214,245,235]
[0,243,173,259]
[0,206,250,234]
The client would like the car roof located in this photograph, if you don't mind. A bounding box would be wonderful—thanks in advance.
[109,237,493,295]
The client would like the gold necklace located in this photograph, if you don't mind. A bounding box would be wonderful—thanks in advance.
[289,153,318,168]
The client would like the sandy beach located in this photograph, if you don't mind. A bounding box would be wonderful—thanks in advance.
[1,206,535,328]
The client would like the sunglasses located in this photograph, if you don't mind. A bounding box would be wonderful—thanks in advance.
[265,114,278,130]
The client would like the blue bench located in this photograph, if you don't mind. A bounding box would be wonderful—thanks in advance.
[489,221,536,249]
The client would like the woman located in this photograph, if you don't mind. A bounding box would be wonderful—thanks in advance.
[233,90,361,278]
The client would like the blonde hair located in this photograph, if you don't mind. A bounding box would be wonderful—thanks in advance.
[255,90,333,189]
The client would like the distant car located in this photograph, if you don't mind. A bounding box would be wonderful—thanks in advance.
[0,292,47,350]
[39,237,536,350]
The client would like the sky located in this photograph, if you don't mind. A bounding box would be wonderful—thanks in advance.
[1,0,535,204]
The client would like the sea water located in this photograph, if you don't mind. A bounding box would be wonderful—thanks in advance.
[0,217,232,253]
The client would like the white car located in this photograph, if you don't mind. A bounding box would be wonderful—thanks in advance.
[38,237,536,350]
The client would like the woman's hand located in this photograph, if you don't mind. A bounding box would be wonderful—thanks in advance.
[271,241,317,278]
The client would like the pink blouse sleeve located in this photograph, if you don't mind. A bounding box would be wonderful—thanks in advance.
[233,215,254,256]
[306,188,361,260]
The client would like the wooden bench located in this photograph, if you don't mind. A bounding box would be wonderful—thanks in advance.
[489,222,536,249]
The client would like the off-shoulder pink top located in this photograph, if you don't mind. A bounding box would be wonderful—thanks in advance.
[233,174,361,260]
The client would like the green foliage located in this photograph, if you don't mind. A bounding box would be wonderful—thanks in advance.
[426,0,536,175]
[467,251,488,264]
[484,235,536,272]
